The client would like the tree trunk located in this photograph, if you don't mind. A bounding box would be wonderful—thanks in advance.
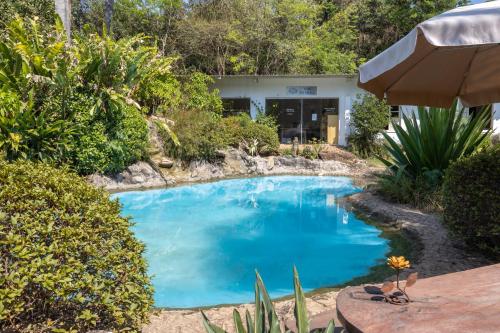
[76,0,90,31]
[54,0,72,39]
[104,0,115,33]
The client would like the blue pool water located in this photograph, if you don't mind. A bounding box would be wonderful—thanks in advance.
[113,176,389,308]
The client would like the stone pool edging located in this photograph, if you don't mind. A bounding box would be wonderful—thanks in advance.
[87,148,373,192]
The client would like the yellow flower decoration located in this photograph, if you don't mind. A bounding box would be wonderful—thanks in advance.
[387,256,410,270]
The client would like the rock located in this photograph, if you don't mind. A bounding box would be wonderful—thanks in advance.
[87,161,166,191]
[131,175,145,184]
[266,156,275,170]
[88,149,373,192]
[159,158,174,168]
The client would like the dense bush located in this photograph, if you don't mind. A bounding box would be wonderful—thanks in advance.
[0,161,153,332]
[222,114,280,155]
[349,94,389,158]
[161,110,280,162]
[73,103,149,175]
[377,174,443,211]
[442,146,500,258]
[161,108,226,162]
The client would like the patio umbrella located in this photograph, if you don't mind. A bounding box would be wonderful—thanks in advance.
[358,1,500,108]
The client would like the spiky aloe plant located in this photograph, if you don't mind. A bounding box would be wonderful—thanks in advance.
[380,101,491,184]
[202,267,335,333]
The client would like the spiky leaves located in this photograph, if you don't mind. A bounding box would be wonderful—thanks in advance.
[202,268,335,333]
[380,101,491,185]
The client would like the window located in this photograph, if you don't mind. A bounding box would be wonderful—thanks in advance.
[385,106,400,130]
[469,105,492,130]
[222,98,251,117]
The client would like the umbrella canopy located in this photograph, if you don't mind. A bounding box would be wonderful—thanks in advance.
[358,1,500,108]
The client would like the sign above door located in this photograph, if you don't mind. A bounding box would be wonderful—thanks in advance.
[287,86,317,96]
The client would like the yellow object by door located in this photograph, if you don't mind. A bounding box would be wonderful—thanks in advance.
[327,115,338,144]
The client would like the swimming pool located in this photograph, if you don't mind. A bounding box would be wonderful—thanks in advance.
[113,176,389,308]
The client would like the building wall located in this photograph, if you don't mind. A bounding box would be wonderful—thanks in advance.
[212,76,500,145]
[212,76,363,145]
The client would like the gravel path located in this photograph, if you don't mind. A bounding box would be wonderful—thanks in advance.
[346,191,493,278]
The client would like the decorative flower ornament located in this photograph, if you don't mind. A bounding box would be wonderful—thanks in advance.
[380,255,417,305]
[387,256,410,270]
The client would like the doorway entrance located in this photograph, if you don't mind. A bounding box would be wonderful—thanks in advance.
[266,98,339,144]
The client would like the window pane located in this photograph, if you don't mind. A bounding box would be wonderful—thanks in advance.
[266,99,301,144]
[222,98,250,117]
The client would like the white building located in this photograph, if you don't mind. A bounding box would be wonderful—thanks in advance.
[211,75,500,145]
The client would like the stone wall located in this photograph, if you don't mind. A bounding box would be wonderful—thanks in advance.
[87,148,370,191]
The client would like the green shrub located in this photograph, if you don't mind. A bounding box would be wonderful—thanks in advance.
[202,267,335,333]
[72,101,149,175]
[0,161,153,332]
[442,145,500,258]
[222,114,280,155]
[255,110,278,132]
[376,173,443,211]
[300,145,315,159]
[0,18,166,174]
[349,94,390,158]
[161,108,226,162]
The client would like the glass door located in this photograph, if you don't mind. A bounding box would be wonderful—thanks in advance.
[266,99,302,144]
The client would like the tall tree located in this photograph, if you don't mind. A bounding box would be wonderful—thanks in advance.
[104,0,115,31]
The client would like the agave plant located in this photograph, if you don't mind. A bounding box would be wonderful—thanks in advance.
[202,267,334,333]
[380,101,491,184]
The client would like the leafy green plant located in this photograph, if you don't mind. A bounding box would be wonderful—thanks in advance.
[280,148,293,157]
[308,138,326,159]
[300,146,314,159]
[72,100,149,175]
[380,101,491,185]
[349,94,390,158]
[202,267,334,333]
[255,110,278,132]
[442,145,500,258]
[179,73,223,115]
[223,114,280,156]
[0,161,153,332]
[0,91,75,162]
[376,173,443,211]
[160,107,226,162]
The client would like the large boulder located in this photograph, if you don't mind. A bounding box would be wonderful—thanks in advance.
[87,161,166,191]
